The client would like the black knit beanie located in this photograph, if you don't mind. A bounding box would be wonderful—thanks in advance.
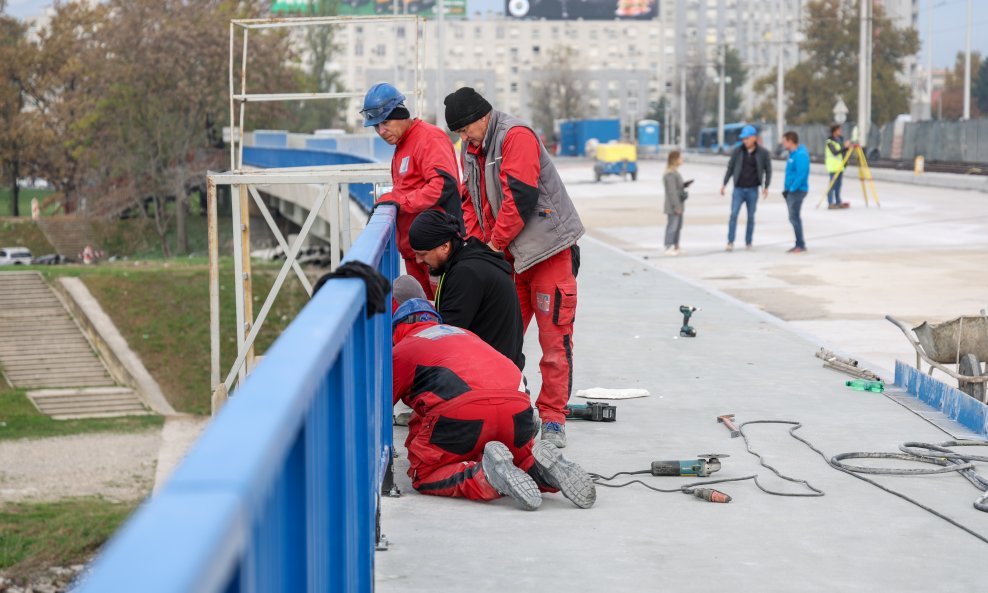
[409,210,462,251]
[444,87,492,131]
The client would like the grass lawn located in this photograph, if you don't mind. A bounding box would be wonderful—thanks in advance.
[0,383,163,442]
[0,188,57,219]
[41,258,312,415]
[0,497,134,581]
[0,219,55,255]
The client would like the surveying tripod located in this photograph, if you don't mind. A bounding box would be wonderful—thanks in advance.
[816,143,880,209]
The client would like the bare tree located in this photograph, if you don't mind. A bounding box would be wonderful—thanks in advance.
[683,66,710,148]
[528,46,587,137]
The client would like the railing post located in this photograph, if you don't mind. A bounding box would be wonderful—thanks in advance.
[326,183,342,270]
[208,176,221,401]
[340,183,351,252]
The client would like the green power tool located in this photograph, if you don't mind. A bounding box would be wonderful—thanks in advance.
[565,401,617,422]
[650,454,727,477]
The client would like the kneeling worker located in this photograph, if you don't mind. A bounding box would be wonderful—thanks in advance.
[408,209,524,370]
[392,298,595,510]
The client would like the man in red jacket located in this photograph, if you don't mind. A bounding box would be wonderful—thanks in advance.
[392,297,595,511]
[363,83,462,298]
[444,87,585,448]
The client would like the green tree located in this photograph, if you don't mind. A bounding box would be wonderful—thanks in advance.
[708,47,748,124]
[269,0,349,132]
[0,15,31,216]
[753,0,919,126]
[939,51,982,119]
[977,58,988,115]
[91,0,298,255]
[645,96,667,124]
[19,2,110,214]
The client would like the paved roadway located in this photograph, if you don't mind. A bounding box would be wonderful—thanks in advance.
[377,161,988,591]
[561,155,988,378]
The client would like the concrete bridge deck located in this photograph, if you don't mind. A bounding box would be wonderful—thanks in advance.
[377,235,988,592]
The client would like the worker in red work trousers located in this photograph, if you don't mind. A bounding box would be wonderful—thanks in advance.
[392,297,595,510]
[363,82,463,298]
[443,87,585,448]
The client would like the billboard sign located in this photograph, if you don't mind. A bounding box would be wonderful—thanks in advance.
[272,0,467,19]
[505,0,656,20]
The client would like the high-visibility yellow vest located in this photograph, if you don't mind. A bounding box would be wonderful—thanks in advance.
[825,138,845,173]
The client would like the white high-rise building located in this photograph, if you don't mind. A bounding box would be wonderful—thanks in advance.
[337,17,667,134]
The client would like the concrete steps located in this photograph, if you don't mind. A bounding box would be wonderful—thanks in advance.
[35,216,102,262]
[0,271,117,394]
[26,387,149,420]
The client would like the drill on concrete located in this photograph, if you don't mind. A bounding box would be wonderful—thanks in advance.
[565,401,617,422]
[650,454,726,477]
[682,487,732,503]
[679,305,699,337]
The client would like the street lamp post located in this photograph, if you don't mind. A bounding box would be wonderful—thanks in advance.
[963,0,972,120]
[717,45,726,152]
[857,0,872,147]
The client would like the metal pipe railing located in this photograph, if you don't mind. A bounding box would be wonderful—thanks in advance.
[74,205,399,593]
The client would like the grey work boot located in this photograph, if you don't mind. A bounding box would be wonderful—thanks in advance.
[482,441,542,511]
[533,440,596,509]
[540,421,567,448]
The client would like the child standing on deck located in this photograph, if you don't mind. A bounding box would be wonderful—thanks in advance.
[663,150,688,256]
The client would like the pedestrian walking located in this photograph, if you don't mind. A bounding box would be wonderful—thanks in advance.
[782,131,810,253]
[825,123,850,209]
[662,150,689,256]
[362,82,463,299]
[720,125,771,251]
[444,87,584,448]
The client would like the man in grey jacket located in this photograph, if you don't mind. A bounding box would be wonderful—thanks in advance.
[444,87,584,448]
[719,125,772,251]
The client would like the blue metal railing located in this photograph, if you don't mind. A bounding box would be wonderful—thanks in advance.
[242,147,380,211]
[75,205,399,593]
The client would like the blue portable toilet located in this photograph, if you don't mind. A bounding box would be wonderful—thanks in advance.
[637,120,660,156]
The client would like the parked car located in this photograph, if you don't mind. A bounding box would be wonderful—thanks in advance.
[31,253,66,265]
[0,247,32,265]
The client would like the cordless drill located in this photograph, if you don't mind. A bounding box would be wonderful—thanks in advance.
[565,401,617,422]
[680,305,698,337]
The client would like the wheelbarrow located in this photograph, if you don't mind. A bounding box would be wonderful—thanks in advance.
[886,313,988,402]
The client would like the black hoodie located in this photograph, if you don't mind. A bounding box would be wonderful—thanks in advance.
[435,237,525,370]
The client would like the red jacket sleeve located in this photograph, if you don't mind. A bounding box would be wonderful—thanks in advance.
[461,187,482,240]
[490,128,541,250]
[393,142,460,216]
[392,341,415,405]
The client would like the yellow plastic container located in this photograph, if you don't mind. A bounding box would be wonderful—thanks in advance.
[595,142,637,163]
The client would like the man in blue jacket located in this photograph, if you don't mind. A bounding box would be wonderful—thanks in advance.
[782,131,810,253]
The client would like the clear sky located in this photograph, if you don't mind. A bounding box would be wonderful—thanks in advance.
[4,0,987,70]
[918,0,988,70]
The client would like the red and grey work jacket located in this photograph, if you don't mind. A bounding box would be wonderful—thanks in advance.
[381,119,463,259]
[392,320,526,418]
[461,110,584,273]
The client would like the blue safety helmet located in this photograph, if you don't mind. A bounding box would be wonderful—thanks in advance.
[362,83,406,127]
[393,298,442,328]
[739,125,758,140]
